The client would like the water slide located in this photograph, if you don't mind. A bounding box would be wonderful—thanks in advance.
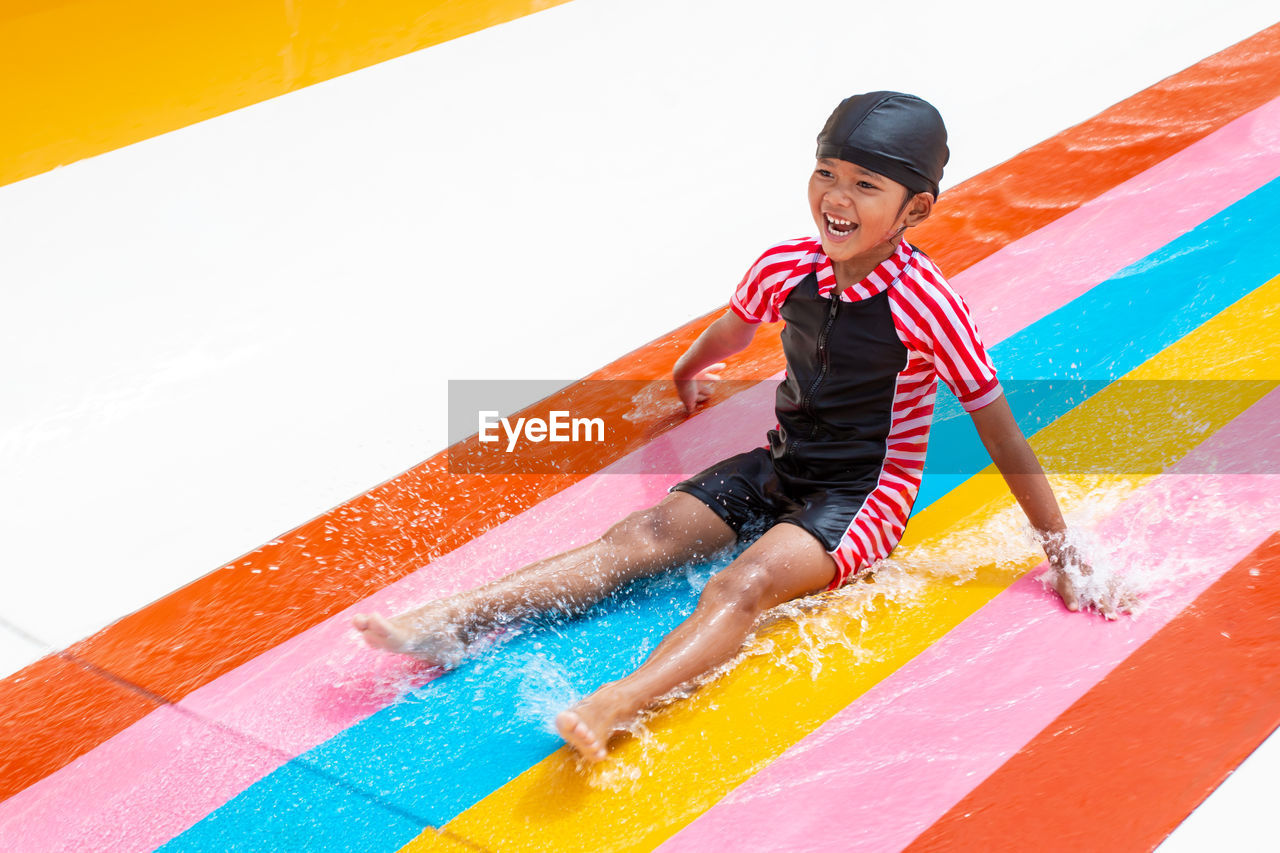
[3,1,1279,850]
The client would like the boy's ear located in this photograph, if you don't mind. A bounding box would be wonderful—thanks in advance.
[906,192,934,226]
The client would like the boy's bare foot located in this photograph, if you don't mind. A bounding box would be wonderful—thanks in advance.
[351,610,470,668]
[555,686,635,764]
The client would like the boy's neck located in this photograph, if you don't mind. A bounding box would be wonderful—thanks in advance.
[831,237,902,295]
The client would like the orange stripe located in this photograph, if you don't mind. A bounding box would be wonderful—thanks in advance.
[0,655,160,789]
[2,22,1279,804]
[906,531,1280,852]
[1,0,574,188]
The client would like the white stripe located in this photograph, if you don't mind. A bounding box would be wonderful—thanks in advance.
[877,486,914,518]
[847,523,877,558]
[855,517,889,556]
[889,413,935,434]
[961,381,1004,412]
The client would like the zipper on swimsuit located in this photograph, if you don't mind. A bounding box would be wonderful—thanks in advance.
[790,293,840,458]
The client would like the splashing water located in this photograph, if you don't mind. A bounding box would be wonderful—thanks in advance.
[512,650,582,733]
[666,465,1280,705]
[1048,472,1280,617]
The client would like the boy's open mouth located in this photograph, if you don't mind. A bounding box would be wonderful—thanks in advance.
[824,212,857,237]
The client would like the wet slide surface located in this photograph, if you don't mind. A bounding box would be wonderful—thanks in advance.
[3,5,1280,852]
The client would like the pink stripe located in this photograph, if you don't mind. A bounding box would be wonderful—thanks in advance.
[661,389,1280,853]
[0,707,283,851]
[4,97,1279,853]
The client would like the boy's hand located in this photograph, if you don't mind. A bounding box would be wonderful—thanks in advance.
[675,363,725,414]
[1042,535,1135,620]
[1046,552,1090,615]
[670,312,756,414]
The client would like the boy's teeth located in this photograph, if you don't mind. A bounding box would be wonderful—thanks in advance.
[825,213,855,234]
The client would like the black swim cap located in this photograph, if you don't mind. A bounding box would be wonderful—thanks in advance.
[816,92,949,198]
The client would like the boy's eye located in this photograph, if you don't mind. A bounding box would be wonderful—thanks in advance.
[816,169,833,178]
[858,180,878,190]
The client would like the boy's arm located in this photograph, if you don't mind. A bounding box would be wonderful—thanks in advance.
[968,393,1117,618]
[673,310,758,413]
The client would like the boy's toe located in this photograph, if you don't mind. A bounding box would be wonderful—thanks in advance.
[556,710,607,763]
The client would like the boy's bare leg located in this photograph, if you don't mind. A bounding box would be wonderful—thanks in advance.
[351,492,736,665]
[555,522,836,762]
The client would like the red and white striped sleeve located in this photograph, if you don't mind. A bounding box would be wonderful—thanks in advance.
[895,260,1002,412]
[728,239,813,324]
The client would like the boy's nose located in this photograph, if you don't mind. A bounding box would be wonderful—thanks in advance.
[826,187,854,207]
[825,198,853,216]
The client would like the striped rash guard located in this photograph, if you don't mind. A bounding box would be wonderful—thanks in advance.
[729,237,1001,583]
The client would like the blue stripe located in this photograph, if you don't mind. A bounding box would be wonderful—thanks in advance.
[162,177,1280,852]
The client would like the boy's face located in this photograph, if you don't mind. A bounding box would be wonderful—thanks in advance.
[808,158,931,265]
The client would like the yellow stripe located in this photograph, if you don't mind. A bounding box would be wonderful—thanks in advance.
[2,0,572,188]
[399,274,1280,853]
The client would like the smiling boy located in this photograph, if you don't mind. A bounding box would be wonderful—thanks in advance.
[353,91,1108,764]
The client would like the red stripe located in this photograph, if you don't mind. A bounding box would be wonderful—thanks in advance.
[914,280,996,392]
[736,244,816,319]
[957,375,1002,409]
[728,301,759,324]
[909,261,992,377]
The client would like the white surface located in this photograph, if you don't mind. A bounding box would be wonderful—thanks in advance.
[1158,725,1280,852]
[0,620,46,681]
[1,0,1277,844]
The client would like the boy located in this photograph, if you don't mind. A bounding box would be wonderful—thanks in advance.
[353,92,1112,764]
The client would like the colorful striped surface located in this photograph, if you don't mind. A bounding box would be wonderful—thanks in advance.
[3,7,1279,852]
[5,21,1279,807]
